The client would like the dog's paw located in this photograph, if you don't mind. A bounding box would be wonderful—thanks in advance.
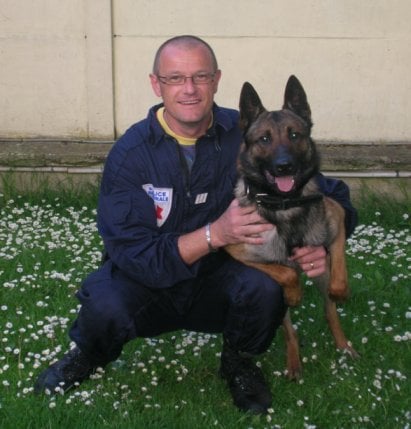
[285,360,303,381]
[338,343,360,360]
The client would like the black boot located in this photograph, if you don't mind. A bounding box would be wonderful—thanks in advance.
[34,347,96,394]
[220,342,272,414]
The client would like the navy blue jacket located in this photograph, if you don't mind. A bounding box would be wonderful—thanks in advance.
[98,103,357,289]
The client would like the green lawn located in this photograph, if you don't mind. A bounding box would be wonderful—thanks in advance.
[0,186,409,428]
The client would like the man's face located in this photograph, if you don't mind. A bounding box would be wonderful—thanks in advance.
[150,44,221,137]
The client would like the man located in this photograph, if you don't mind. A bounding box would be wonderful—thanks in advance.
[34,35,357,414]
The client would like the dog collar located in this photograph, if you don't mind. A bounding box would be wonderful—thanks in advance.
[255,193,323,210]
[245,185,323,210]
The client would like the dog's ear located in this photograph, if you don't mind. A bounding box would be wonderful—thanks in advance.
[239,82,266,131]
[283,75,312,128]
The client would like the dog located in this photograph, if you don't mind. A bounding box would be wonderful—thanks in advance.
[225,75,358,379]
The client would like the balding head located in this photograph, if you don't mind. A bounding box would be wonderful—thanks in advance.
[152,35,218,75]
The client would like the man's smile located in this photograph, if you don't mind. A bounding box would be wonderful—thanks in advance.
[178,99,201,105]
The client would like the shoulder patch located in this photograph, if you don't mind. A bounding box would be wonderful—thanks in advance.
[142,184,173,227]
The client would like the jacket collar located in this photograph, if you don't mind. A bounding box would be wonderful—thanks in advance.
[147,103,238,146]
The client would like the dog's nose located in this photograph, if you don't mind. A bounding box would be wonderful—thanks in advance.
[274,162,295,175]
[273,145,296,176]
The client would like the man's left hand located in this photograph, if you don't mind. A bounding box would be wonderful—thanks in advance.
[289,246,327,278]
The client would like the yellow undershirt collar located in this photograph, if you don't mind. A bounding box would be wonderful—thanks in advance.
[157,107,196,146]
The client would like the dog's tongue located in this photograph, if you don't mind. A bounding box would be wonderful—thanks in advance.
[275,176,295,193]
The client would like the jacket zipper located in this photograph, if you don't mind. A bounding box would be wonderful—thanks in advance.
[174,134,220,199]
[174,140,191,198]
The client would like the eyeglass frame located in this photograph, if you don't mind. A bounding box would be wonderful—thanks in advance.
[156,72,217,85]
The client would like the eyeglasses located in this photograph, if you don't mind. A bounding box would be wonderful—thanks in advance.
[157,72,216,85]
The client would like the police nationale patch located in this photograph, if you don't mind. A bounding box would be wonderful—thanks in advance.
[142,184,173,227]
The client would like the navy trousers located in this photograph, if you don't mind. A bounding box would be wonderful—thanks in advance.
[69,256,287,366]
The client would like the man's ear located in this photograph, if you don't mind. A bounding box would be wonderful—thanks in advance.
[150,73,162,97]
[212,69,222,94]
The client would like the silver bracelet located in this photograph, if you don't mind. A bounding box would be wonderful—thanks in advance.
[205,223,218,252]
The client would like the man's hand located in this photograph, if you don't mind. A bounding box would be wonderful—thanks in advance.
[177,199,273,265]
[289,246,327,278]
[211,199,274,248]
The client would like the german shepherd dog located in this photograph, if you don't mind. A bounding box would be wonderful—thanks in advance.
[225,75,358,379]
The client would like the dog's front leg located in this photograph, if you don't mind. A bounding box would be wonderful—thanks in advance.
[316,274,359,358]
[283,310,302,380]
[324,198,350,302]
[225,244,302,306]
[239,262,302,307]
[248,262,302,307]
[324,290,360,358]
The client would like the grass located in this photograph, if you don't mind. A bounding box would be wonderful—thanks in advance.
[0,183,410,428]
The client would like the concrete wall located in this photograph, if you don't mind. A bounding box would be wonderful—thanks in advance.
[1,0,410,143]
[0,0,114,139]
[113,0,411,143]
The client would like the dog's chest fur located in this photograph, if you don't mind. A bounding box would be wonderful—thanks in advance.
[235,178,331,267]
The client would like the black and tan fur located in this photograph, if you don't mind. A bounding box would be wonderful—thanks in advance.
[225,76,358,379]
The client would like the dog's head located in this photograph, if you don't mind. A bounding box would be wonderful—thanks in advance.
[238,75,320,197]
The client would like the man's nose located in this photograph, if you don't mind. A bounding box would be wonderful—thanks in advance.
[182,76,196,91]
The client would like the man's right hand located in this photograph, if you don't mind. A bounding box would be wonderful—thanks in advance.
[210,199,275,248]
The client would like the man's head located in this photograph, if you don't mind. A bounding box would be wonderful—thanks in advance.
[152,35,219,75]
[150,35,222,138]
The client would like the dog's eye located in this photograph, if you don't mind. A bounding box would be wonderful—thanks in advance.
[258,135,270,144]
[288,130,300,142]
